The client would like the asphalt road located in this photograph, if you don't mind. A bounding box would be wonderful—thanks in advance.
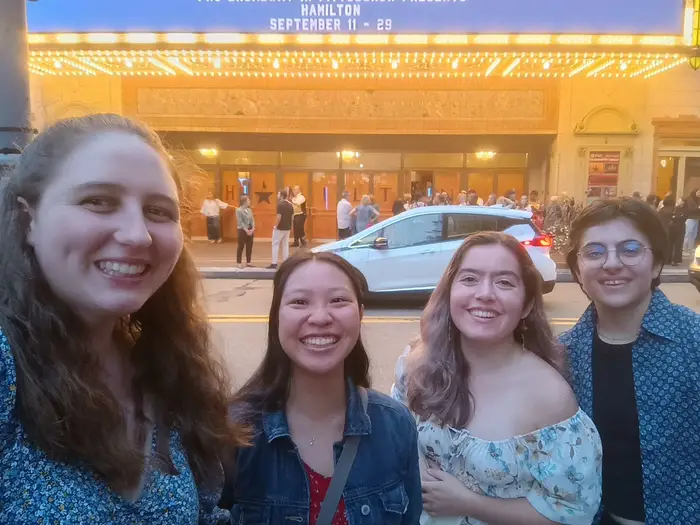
[203,281,700,394]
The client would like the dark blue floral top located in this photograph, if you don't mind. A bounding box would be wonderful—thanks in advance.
[560,290,700,525]
[0,328,227,524]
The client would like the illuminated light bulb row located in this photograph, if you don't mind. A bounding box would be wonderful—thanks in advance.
[29,49,683,62]
[33,54,671,68]
[26,32,685,48]
[28,51,686,78]
[24,65,687,80]
[643,57,688,78]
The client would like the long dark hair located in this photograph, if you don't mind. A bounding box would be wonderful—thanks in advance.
[0,114,247,492]
[233,251,370,422]
[405,231,562,428]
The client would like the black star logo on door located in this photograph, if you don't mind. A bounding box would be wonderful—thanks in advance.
[255,181,273,204]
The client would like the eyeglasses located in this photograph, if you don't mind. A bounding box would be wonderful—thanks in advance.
[578,240,650,268]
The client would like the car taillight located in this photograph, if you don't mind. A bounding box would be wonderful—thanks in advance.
[522,235,552,248]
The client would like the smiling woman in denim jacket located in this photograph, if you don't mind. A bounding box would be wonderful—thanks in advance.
[561,198,700,525]
[220,251,422,525]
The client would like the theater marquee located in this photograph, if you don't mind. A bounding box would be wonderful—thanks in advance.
[28,0,684,35]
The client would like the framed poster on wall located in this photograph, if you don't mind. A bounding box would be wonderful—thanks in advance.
[586,151,620,204]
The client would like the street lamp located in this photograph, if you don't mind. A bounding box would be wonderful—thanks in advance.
[0,0,37,177]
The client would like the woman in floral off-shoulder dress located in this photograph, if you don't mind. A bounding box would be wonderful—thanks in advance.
[392,231,602,525]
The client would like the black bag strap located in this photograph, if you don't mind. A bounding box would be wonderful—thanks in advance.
[316,387,368,525]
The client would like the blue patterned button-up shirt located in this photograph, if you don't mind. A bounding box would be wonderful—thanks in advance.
[559,289,700,525]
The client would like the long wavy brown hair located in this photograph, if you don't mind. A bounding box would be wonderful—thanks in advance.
[404,231,563,428]
[232,251,370,424]
[0,114,247,492]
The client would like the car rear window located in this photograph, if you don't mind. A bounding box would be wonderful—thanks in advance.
[445,213,536,240]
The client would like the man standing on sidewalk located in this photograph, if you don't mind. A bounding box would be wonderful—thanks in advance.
[269,189,294,269]
[337,190,353,239]
[291,185,308,247]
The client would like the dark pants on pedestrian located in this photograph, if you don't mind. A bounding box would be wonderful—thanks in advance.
[338,227,352,240]
[668,225,684,264]
[237,229,254,264]
[293,214,307,245]
[206,216,220,241]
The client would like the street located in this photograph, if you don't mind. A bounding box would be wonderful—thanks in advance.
[203,281,700,394]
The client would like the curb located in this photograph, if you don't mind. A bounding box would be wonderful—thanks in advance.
[199,267,692,284]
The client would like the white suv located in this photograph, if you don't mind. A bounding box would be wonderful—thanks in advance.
[313,205,557,298]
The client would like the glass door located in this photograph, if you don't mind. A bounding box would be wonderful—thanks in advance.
[497,172,525,199]
[311,171,339,240]
[467,172,495,203]
[656,156,677,198]
[372,172,399,216]
[220,169,244,240]
[184,169,215,240]
[434,171,460,204]
[345,172,371,206]
[685,157,700,195]
[248,171,277,239]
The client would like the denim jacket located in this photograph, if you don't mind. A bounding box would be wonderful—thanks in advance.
[225,378,422,525]
[559,289,700,525]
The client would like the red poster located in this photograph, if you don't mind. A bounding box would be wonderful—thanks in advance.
[587,151,620,204]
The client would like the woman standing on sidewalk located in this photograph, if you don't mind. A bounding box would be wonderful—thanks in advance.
[0,114,246,523]
[201,191,229,243]
[236,195,255,269]
[350,195,379,233]
[562,197,700,525]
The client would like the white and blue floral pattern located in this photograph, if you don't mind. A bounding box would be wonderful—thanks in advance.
[392,352,602,525]
[0,328,227,524]
[560,289,700,525]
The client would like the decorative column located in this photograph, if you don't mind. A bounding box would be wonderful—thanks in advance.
[691,0,700,71]
[0,0,34,174]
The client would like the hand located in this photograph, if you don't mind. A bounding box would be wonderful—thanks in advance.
[421,467,474,518]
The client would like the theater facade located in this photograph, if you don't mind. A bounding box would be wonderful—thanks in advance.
[25,0,700,240]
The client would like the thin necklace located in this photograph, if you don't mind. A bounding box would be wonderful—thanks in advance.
[598,329,640,344]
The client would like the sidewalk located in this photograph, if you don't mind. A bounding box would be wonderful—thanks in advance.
[190,239,323,268]
[190,241,692,283]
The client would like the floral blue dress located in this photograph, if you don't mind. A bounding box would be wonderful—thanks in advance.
[0,328,228,524]
[392,349,603,525]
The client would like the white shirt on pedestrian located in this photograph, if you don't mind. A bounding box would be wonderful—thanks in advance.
[201,198,228,217]
[337,199,353,229]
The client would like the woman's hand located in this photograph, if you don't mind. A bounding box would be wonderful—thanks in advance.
[421,466,474,518]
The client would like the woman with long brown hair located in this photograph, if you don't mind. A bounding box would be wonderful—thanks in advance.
[222,251,422,525]
[392,232,602,525]
[0,114,246,523]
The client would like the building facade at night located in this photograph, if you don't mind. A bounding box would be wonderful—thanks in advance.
[24,0,700,239]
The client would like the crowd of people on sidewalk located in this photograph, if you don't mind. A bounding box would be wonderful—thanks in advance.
[2,114,697,525]
[200,185,309,269]
[630,189,700,266]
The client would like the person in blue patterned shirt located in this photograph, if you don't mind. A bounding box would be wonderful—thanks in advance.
[0,114,246,524]
[561,197,700,525]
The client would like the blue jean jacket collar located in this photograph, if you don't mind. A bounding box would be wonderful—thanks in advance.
[262,377,372,443]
